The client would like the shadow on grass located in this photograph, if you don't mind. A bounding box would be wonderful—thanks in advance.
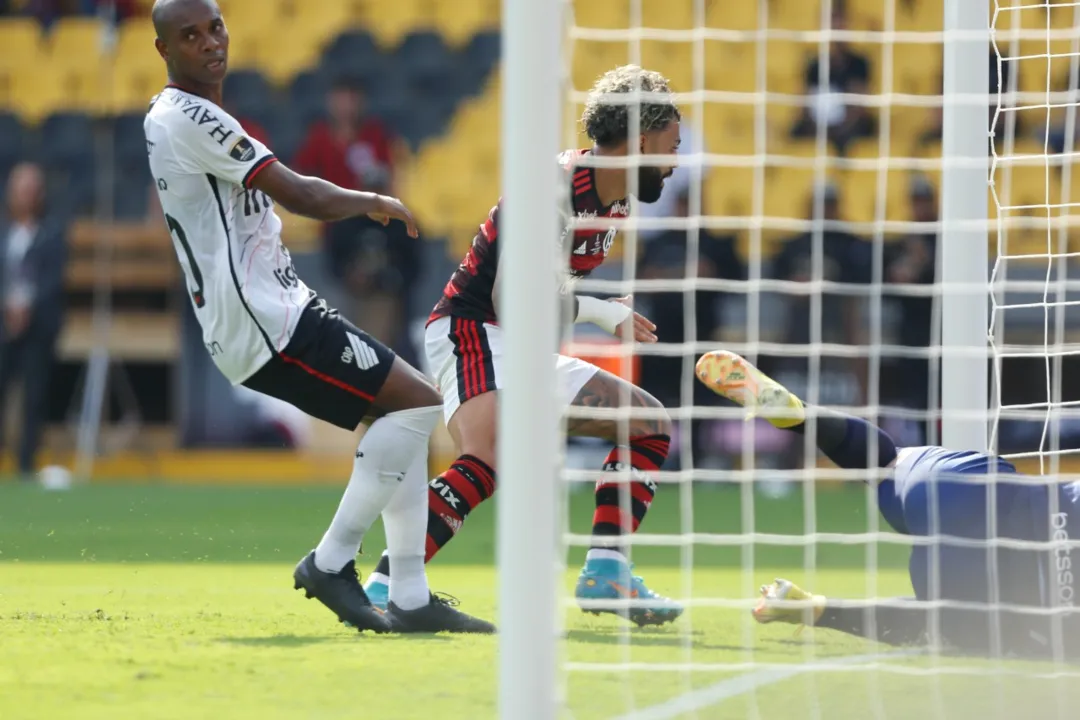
[220,632,456,647]
[565,627,745,652]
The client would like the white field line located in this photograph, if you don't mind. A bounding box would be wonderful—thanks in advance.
[610,650,922,720]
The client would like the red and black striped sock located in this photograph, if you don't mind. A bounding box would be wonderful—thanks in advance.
[424,454,497,562]
[591,434,670,554]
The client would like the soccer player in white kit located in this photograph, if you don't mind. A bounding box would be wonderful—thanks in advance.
[145,0,492,634]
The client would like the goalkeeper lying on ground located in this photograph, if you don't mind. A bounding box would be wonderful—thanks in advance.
[697,350,1080,660]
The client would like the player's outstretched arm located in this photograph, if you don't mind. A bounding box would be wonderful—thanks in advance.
[252,162,418,236]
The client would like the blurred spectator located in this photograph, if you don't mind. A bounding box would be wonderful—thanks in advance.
[765,180,871,406]
[637,188,744,465]
[294,78,420,364]
[0,162,67,480]
[294,77,394,194]
[790,7,875,154]
[882,175,938,442]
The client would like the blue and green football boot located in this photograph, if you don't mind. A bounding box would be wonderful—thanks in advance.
[575,557,683,627]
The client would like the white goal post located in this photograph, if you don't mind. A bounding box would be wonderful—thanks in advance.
[497,0,562,719]
[941,0,989,454]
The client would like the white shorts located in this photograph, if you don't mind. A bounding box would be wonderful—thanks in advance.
[425,315,600,424]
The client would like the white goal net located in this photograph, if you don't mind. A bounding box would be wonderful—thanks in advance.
[499,0,1080,717]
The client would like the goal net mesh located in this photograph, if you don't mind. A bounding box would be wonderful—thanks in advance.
[554,0,1080,717]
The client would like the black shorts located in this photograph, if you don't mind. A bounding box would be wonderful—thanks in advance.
[243,299,396,430]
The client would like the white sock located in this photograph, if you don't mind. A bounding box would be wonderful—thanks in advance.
[314,406,441,574]
[586,548,629,565]
[382,449,432,610]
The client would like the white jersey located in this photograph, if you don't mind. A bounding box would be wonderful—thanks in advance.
[145,85,313,383]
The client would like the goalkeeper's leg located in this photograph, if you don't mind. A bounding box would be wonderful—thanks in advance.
[695,350,898,472]
[752,578,928,646]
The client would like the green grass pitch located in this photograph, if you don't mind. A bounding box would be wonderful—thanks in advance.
[2,482,1078,719]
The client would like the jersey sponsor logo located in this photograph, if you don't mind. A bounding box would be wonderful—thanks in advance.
[229,137,256,163]
[342,332,380,371]
[1052,512,1075,607]
[431,479,463,510]
[272,261,299,290]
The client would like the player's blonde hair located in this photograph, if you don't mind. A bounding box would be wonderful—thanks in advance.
[582,65,680,147]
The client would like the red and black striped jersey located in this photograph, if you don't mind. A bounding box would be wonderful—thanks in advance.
[428,149,629,325]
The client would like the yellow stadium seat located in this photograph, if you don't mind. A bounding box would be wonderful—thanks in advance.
[359,0,434,47]
[841,167,914,225]
[246,25,322,84]
[765,101,801,136]
[8,62,70,123]
[766,39,810,92]
[570,40,630,91]
[896,0,943,32]
[701,102,754,154]
[434,0,499,47]
[883,104,930,155]
[48,18,109,69]
[640,40,692,93]
[993,157,1061,214]
[845,136,882,160]
[0,18,42,72]
[704,40,758,93]
[219,0,276,36]
[641,0,695,31]
[706,0,761,32]
[764,165,841,224]
[571,0,631,31]
[115,19,158,72]
[844,0,887,30]
[892,43,942,97]
[704,164,756,219]
[108,61,169,114]
[771,0,823,32]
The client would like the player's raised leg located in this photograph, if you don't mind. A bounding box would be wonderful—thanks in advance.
[696,350,898,473]
[565,367,682,627]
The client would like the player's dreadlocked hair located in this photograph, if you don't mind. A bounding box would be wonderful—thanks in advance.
[582,65,680,148]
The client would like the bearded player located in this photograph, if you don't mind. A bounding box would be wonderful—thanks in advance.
[363,66,684,626]
[146,0,492,634]
[698,349,1080,659]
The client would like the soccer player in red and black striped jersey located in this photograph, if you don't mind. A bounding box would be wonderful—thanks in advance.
[365,66,684,626]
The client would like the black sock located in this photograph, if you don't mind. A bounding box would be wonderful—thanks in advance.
[373,553,390,578]
[816,600,927,645]
[790,408,897,470]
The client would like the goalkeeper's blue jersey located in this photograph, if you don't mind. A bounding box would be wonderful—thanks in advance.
[878,445,1080,608]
